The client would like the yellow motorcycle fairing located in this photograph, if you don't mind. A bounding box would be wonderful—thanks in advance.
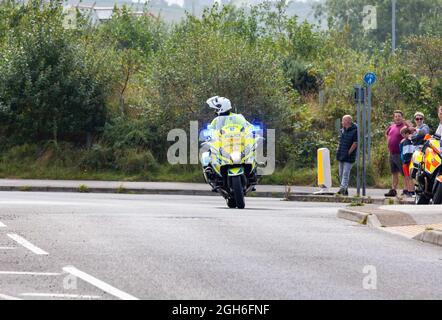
[408,159,414,173]
[410,149,423,178]
[228,167,244,176]
[424,147,441,175]
[429,139,441,155]
[411,149,423,167]
[205,121,260,177]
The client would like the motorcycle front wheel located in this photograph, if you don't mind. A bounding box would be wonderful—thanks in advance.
[231,175,245,209]
[227,197,236,208]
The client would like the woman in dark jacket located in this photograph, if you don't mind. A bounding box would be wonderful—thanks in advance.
[336,115,358,195]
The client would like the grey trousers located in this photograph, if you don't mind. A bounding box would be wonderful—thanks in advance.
[338,161,354,189]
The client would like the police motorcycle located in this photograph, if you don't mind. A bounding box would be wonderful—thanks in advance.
[200,96,263,209]
[410,133,442,204]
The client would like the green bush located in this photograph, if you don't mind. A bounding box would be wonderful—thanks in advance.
[78,184,90,193]
[1,144,39,163]
[115,148,158,174]
[290,132,333,169]
[79,144,115,170]
[151,6,294,132]
[102,114,168,162]
[283,60,322,95]
[0,1,440,187]
[0,0,107,145]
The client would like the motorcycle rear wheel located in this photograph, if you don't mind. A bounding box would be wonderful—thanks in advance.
[416,193,430,205]
[433,182,442,204]
[232,176,245,209]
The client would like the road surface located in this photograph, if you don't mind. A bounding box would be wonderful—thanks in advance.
[0,192,441,300]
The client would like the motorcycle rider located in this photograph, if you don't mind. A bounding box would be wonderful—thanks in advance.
[203,96,260,194]
[206,96,252,129]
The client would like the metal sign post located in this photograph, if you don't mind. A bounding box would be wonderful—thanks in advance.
[363,74,375,163]
[354,72,376,197]
[367,85,372,163]
[392,0,397,53]
[354,85,363,196]
[361,87,367,196]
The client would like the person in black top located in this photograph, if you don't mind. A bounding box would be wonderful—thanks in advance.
[336,115,358,196]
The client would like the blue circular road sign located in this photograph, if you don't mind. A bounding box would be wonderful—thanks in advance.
[364,72,377,86]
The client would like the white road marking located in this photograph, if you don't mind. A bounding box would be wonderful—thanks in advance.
[6,234,49,255]
[0,221,6,228]
[0,293,22,300]
[0,200,107,207]
[0,247,16,250]
[0,271,61,276]
[63,266,139,300]
[21,293,101,299]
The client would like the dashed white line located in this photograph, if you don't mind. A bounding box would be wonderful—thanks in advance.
[6,234,49,255]
[63,266,139,300]
[21,293,101,299]
[0,271,61,276]
[0,221,6,227]
[0,200,107,207]
[0,247,16,250]
[0,293,22,300]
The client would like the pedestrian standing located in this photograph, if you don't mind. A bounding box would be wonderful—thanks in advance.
[336,115,358,196]
[385,110,409,197]
[412,112,430,145]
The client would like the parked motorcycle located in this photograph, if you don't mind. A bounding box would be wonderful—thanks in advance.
[410,134,442,204]
[200,119,263,209]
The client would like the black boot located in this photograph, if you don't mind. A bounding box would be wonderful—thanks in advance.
[384,189,397,197]
[337,187,348,196]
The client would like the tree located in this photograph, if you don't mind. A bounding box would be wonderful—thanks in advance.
[0,0,107,145]
[406,35,442,87]
[314,0,442,48]
[151,6,295,133]
[95,6,166,115]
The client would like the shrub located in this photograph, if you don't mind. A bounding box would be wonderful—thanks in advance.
[1,144,39,163]
[0,0,107,145]
[79,144,115,170]
[115,148,158,174]
[78,184,90,193]
[283,60,322,95]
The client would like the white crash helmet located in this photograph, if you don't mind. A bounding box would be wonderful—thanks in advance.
[206,96,232,115]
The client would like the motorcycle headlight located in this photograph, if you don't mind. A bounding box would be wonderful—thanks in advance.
[230,151,242,164]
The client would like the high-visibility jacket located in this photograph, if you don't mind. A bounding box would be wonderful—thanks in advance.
[209,112,251,130]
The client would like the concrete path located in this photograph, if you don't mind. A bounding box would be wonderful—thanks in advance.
[0,178,390,200]
[337,204,442,247]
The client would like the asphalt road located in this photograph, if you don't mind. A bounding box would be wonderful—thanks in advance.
[0,191,441,300]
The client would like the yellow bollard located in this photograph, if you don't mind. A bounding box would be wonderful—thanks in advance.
[315,148,333,194]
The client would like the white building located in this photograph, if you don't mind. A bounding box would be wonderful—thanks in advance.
[63,2,156,27]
